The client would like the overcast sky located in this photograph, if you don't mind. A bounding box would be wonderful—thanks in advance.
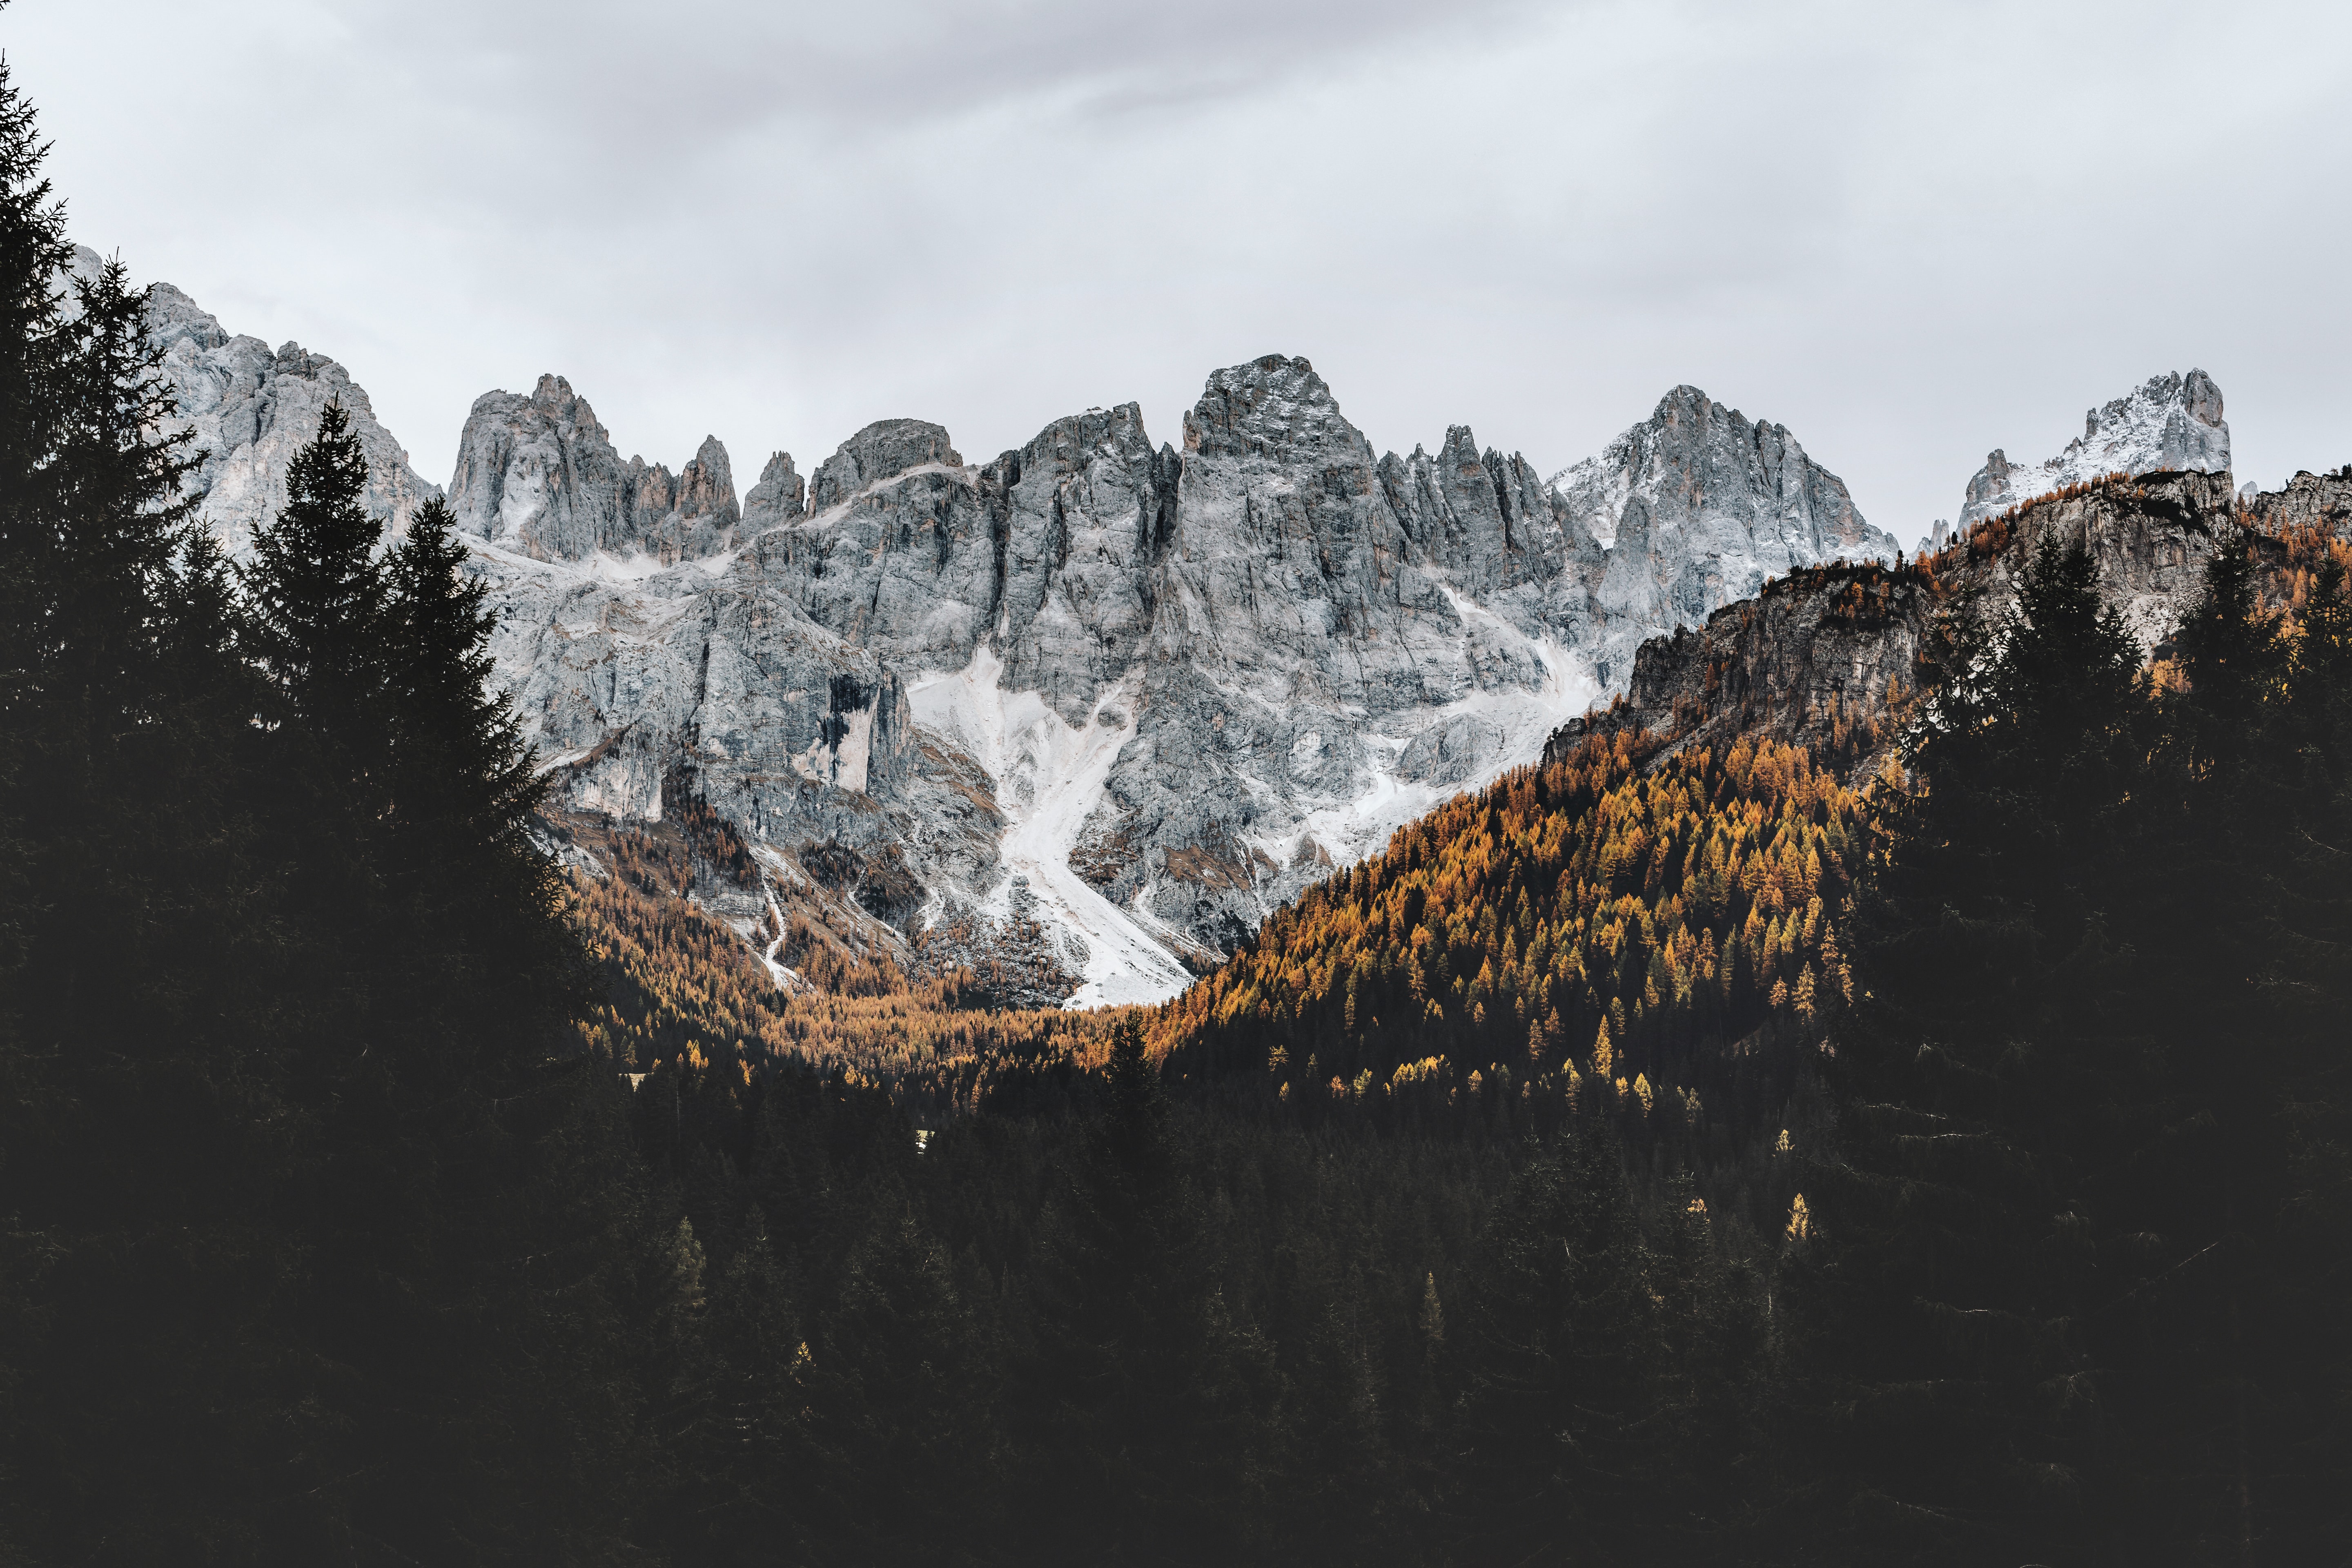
[11,0,2350,538]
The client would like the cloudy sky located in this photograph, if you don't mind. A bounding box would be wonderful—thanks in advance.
[11,0,2350,538]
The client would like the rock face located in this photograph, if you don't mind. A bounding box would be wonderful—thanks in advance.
[133,261,1901,1004]
[446,374,739,564]
[1546,386,1901,684]
[82,245,440,555]
[2247,466,2352,538]
[461,358,1914,1003]
[1958,370,2230,531]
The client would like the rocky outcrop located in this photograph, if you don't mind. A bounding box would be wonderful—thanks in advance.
[2246,466,2352,538]
[459,352,1913,1001]
[1546,386,1901,684]
[808,419,961,512]
[446,374,739,564]
[1958,370,2230,531]
[741,451,806,535]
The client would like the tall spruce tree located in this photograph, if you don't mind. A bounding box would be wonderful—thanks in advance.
[244,398,386,749]
[1011,1016,1278,1561]
[2263,558,2352,1558]
[2125,531,2352,1560]
[1788,527,2352,1563]
[238,415,680,1564]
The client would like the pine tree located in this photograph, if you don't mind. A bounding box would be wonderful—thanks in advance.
[1011,1015,1276,1561]
[383,494,542,852]
[239,414,676,1561]
[806,1202,1001,1560]
[0,50,325,1560]
[2116,535,2352,1558]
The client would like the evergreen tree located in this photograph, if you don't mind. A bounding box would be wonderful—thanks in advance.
[1012,1016,1278,1561]
[2119,534,2352,1559]
[657,1211,831,1566]
[383,494,542,854]
[236,414,678,1563]
[806,1201,1000,1562]
[0,51,312,1561]
[243,398,385,750]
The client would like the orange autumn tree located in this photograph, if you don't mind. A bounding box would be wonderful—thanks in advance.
[1156,728,1872,1127]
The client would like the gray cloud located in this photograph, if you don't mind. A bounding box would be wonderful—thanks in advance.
[12,0,2352,542]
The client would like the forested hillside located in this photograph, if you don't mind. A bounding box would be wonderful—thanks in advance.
[1159,730,1867,1119]
[562,809,1121,1123]
[551,511,2352,1562]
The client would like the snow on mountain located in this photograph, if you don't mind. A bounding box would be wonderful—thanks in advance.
[1958,370,2229,531]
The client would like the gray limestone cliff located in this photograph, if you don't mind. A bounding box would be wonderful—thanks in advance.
[1546,386,1901,684]
[1551,462,2350,780]
[2246,465,2352,537]
[127,259,1900,1003]
[446,374,738,564]
[450,354,1899,1000]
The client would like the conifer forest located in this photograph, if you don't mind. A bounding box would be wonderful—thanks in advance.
[1,41,2347,1568]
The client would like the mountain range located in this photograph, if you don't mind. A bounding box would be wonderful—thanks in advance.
[95,244,2247,1006]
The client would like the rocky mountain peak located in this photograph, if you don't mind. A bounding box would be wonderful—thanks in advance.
[1959,368,2230,529]
[126,272,1947,1008]
[809,419,962,513]
[1182,354,1365,461]
[1544,384,1895,686]
[742,450,806,534]
[106,247,438,557]
[1019,401,1156,468]
[1549,384,1884,555]
[526,372,606,433]
[672,435,737,523]
[1653,383,1716,426]
[448,374,742,564]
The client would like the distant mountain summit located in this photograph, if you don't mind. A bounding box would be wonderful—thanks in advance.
[447,373,741,564]
[118,258,1898,1002]
[1952,369,2230,536]
[1548,385,1899,682]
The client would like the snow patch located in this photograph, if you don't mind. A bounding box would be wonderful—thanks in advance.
[759,886,804,992]
[909,647,1194,1009]
[1961,370,2229,528]
[896,592,1598,1007]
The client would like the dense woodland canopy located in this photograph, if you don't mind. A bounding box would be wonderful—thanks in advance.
[0,54,2345,1567]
